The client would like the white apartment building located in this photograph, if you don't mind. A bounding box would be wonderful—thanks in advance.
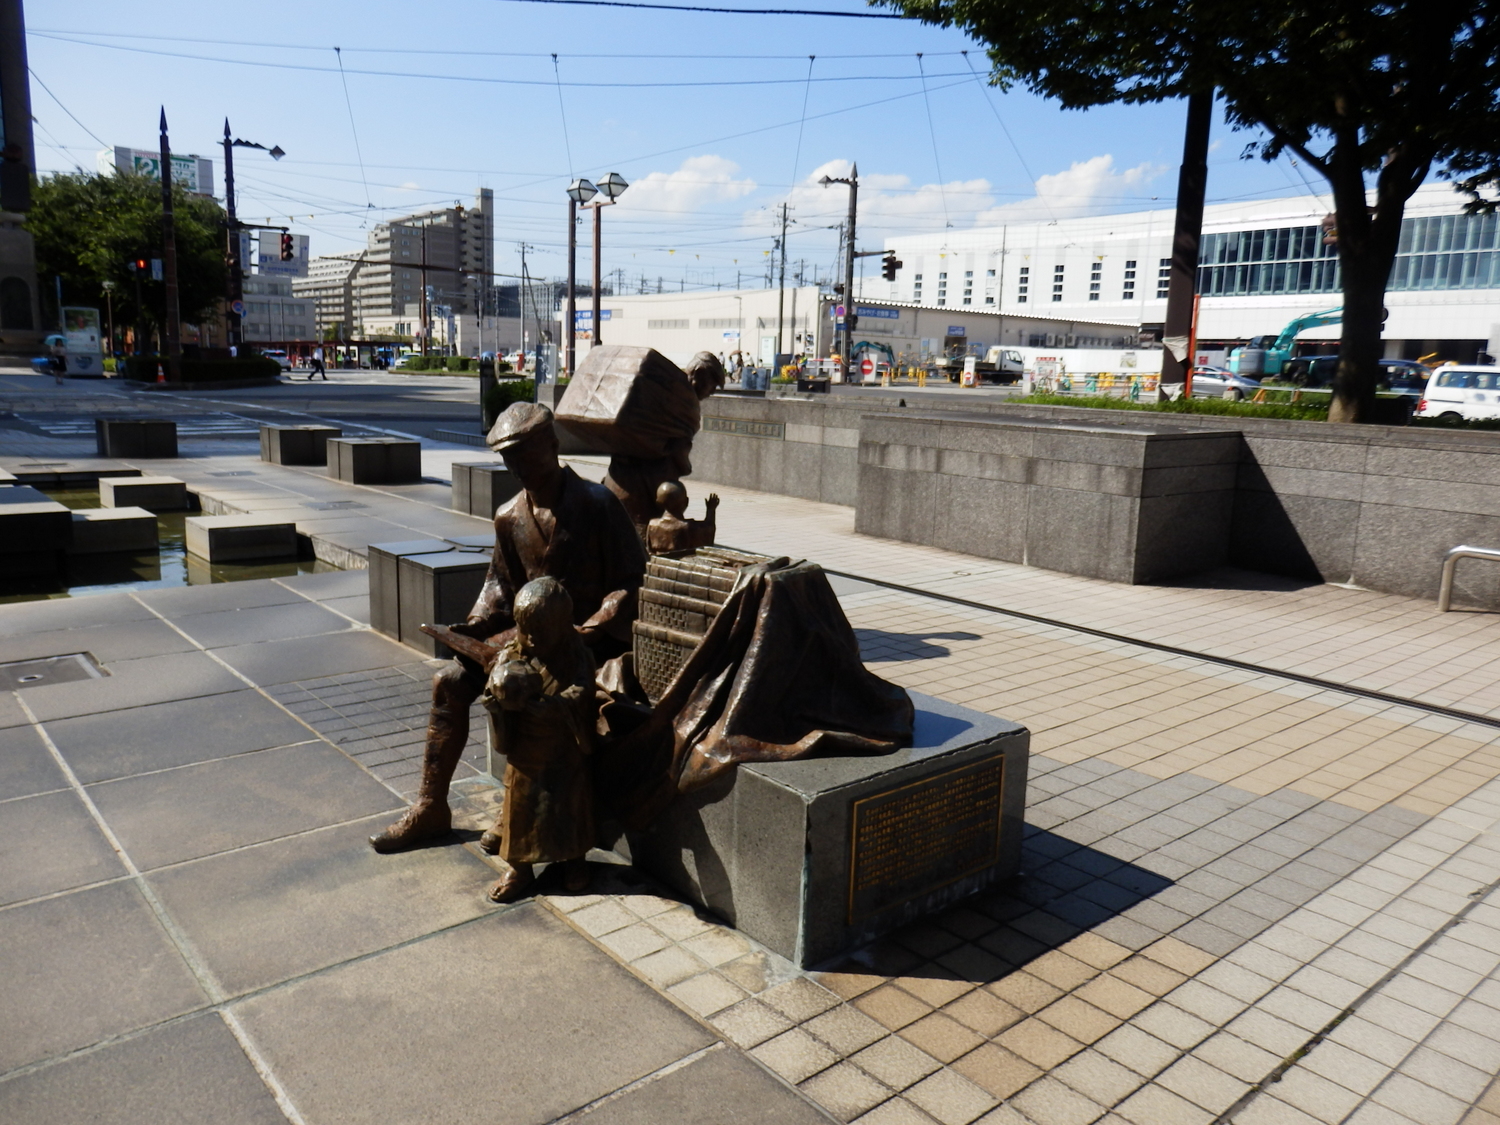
[881,183,1500,363]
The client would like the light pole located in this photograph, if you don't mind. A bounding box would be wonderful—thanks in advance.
[101,280,115,358]
[586,172,629,348]
[221,119,284,350]
[564,177,597,379]
[820,165,859,373]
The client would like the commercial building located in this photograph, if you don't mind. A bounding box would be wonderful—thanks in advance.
[240,275,314,345]
[95,146,215,197]
[555,285,1136,370]
[881,183,1500,363]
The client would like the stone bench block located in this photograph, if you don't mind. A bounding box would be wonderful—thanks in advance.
[95,418,178,458]
[260,424,343,466]
[328,438,422,485]
[99,475,189,512]
[0,492,72,555]
[452,461,520,519]
[367,539,490,656]
[70,507,158,554]
[185,515,299,562]
[619,693,1029,968]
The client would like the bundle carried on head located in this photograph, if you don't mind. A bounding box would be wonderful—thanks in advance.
[556,345,702,459]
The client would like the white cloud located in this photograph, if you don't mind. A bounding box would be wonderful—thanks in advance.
[975,155,1165,224]
[623,155,757,216]
[746,159,999,237]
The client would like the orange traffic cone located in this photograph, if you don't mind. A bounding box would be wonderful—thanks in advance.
[157,364,165,384]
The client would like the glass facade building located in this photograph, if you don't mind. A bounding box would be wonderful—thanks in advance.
[1198,212,1500,297]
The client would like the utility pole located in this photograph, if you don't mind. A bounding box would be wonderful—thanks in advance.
[419,223,429,357]
[775,202,789,356]
[1160,92,1213,396]
[843,164,857,367]
[222,121,242,349]
[158,109,183,379]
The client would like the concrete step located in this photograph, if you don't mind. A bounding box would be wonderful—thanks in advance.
[69,507,158,554]
[100,476,189,512]
[185,515,300,562]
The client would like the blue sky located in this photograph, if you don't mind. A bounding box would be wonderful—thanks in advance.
[26,0,1332,290]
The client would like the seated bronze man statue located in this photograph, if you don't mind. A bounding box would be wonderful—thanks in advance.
[369,402,646,854]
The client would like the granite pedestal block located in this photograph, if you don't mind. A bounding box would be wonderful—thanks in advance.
[368,539,490,654]
[328,438,422,485]
[94,418,178,458]
[99,476,189,512]
[0,488,72,570]
[620,694,1029,968]
[69,507,157,554]
[260,424,342,466]
[452,462,520,519]
[185,515,299,562]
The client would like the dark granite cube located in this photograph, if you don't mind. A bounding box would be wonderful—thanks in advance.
[396,552,491,658]
[260,425,342,466]
[452,462,520,519]
[327,438,422,484]
[94,419,178,458]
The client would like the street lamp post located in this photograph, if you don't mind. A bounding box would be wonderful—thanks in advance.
[820,165,859,375]
[564,177,597,379]
[587,172,629,348]
[221,120,284,350]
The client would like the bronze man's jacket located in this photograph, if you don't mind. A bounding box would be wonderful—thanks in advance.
[467,466,646,657]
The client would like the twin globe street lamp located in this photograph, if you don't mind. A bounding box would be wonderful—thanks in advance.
[564,171,629,379]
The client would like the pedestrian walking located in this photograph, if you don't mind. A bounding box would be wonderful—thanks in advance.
[309,345,327,381]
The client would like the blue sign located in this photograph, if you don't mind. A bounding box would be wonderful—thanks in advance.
[856,306,899,319]
[573,309,613,322]
[947,325,966,337]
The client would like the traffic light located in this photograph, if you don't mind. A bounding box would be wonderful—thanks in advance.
[280,232,295,261]
[128,258,146,273]
[881,251,902,282]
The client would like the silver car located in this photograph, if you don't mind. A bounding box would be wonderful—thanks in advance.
[1191,365,1261,400]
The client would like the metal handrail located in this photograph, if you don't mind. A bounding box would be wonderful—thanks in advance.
[1437,544,1500,611]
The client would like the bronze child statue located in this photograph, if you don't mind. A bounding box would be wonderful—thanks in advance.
[646,481,719,556]
[479,576,598,903]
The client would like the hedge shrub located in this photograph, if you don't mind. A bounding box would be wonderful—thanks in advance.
[123,355,281,383]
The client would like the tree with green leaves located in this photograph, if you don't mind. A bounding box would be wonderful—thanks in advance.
[881,0,1500,423]
[26,171,227,350]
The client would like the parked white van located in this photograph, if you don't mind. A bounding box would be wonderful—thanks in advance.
[1415,365,1500,421]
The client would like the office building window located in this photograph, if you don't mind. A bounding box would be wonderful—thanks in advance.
[987,269,996,277]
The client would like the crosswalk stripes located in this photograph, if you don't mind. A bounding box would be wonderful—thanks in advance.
[21,412,260,437]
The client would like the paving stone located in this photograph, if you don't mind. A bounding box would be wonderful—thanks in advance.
[1115,1082,1215,1125]
[1010,1075,1107,1125]
[942,989,1025,1037]
[0,882,208,1072]
[805,1004,891,1055]
[753,1028,841,1084]
[88,741,400,870]
[232,904,713,1125]
[761,977,844,1022]
[0,1012,286,1125]
[985,971,1064,1014]
[949,1043,1041,1101]
[898,1013,986,1064]
[21,651,245,723]
[633,945,710,988]
[1155,1054,1249,1114]
[1035,995,1123,1045]
[996,1016,1086,1069]
[1269,1065,1364,1122]
[0,722,66,800]
[852,1097,937,1125]
[801,1062,893,1122]
[1094,1024,1181,1078]
[0,788,123,906]
[600,922,673,962]
[712,998,794,1048]
[857,984,936,1031]
[852,1035,944,1090]
[1076,975,1156,1020]
[904,1067,998,1125]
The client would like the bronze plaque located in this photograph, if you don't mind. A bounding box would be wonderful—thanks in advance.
[703,416,785,440]
[848,755,1005,923]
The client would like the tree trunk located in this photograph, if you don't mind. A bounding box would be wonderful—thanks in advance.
[1326,136,1427,424]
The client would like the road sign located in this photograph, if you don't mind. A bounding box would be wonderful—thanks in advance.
[230,300,246,317]
[834,305,846,319]
[860,357,875,377]
[151,259,163,281]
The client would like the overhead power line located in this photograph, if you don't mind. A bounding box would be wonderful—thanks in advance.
[27,67,108,148]
[495,0,905,15]
[30,33,960,87]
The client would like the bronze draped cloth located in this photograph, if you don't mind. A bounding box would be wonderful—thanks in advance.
[600,558,914,819]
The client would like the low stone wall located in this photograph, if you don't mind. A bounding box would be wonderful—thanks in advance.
[690,393,1500,605]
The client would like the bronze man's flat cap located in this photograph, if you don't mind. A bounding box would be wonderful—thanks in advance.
[487,402,555,452]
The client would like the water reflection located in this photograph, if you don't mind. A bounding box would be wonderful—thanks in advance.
[0,488,335,604]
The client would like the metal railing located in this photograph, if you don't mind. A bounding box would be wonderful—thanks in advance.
[1437,544,1500,611]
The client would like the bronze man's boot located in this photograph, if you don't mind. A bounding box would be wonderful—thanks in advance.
[369,671,471,853]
